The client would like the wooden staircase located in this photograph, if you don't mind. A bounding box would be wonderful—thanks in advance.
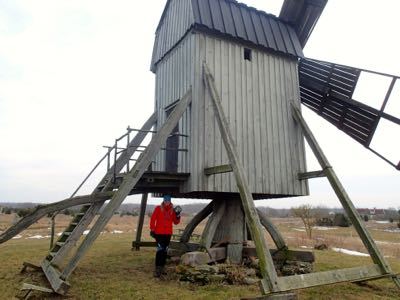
[37,90,192,294]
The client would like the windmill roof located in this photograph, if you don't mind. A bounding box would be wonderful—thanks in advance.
[190,0,304,57]
[151,0,304,72]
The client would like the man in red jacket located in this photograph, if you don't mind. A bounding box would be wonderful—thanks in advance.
[150,194,181,277]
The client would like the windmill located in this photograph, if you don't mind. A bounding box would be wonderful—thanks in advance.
[1,0,399,298]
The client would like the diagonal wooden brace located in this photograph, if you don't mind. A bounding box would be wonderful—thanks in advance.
[203,62,279,294]
[291,102,400,290]
[58,88,191,282]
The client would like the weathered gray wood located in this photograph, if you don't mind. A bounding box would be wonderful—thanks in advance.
[21,283,54,293]
[50,112,157,266]
[180,201,213,243]
[242,247,315,263]
[200,200,226,249]
[0,192,113,244]
[277,264,388,292]
[256,209,286,250]
[41,260,70,295]
[291,102,400,289]
[204,164,233,176]
[20,262,41,273]
[203,63,279,294]
[60,89,191,280]
[227,244,243,264]
[213,198,245,264]
[297,170,326,180]
[134,193,148,250]
[242,292,297,300]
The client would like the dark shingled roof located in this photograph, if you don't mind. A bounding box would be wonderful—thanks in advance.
[191,0,304,57]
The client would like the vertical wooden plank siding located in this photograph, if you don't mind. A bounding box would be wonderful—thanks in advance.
[153,33,194,173]
[153,23,307,196]
[189,34,307,196]
[151,0,194,69]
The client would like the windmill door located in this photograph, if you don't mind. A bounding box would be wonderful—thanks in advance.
[165,105,179,173]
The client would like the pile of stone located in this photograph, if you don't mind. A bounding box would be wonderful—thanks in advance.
[175,264,259,285]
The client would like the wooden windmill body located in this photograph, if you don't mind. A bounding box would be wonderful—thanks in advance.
[3,0,400,298]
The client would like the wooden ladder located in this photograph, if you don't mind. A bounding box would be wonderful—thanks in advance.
[39,89,191,295]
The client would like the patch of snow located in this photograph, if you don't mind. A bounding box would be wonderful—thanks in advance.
[313,226,337,231]
[376,221,390,224]
[300,246,312,249]
[292,228,306,232]
[384,228,400,233]
[12,235,22,239]
[376,240,400,245]
[83,230,90,235]
[332,247,369,257]
[27,235,46,239]
[57,232,62,236]
[111,230,123,234]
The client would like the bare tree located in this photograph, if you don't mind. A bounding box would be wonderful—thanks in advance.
[291,204,316,238]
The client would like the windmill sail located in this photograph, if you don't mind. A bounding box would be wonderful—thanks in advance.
[299,57,400,170]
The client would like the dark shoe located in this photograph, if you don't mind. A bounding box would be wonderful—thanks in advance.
[153,266,162,278]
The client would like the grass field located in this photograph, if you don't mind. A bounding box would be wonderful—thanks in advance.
[0,213,399,299]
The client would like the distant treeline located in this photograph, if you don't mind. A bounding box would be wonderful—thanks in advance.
[0,202,399,221]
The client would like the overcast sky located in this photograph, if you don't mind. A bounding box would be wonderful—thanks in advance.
[0,0,399,208]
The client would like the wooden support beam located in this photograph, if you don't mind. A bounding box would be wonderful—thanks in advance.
[242,247,315,263]
[59,89,191,280]
[257,209,286,250]
[0,192,113,244]
[200,200,226,249]
[291,102,400,290]
[21,283,54,294]
[180,201,213,243]
[204,164,233,175]
[41,260,70,295]
[276,265,389,292]
[203,63,278,294]
[134,193,148,250]
[297,170,326,180]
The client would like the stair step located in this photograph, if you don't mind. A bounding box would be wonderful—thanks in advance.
[49,252,57,257]
[76,213,85,217]
[70,222,78,226]
[63,232,72,236]
[56,242,65,247]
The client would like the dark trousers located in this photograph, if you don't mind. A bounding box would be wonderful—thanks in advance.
[155,234,171,267]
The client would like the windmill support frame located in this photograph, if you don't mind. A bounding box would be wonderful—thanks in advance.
[203,63,400,296]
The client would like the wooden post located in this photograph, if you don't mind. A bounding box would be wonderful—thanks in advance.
[180,201,213,243]
[134,193,148,250]
[291,102,400,289]
[200,200,225,249]
[257,209,286,250]
[59,89,191,280]
[203,63,279,294]
[50,214,56,250]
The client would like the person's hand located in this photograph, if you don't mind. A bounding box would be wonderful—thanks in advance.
[174,205,182,218]
[150,230,156,238]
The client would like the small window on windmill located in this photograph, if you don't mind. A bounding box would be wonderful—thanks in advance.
[244,48,252,61]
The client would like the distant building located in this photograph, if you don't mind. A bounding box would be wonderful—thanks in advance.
[357,208,386,220]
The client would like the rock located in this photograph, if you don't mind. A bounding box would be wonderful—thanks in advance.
[169,256,181,264]
[194,264,219,274]
[245,268,256,276]
[314,243,328,250]
[209,274,226,283]
[249,258,259,269]
[281,261,313,276]
[243,277,259,285]
[181,251,210,266]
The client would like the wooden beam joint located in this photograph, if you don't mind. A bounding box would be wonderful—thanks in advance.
[204,164,233,176]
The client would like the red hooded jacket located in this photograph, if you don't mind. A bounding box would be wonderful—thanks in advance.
[150,202,180,235]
